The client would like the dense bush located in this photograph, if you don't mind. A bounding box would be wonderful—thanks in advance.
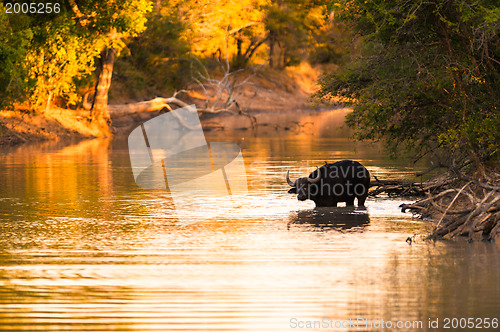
[316,0,499,164]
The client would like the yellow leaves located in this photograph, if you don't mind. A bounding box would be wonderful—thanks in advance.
[470,75,485,84]
[180,0,270,58]
[25,23,103,109]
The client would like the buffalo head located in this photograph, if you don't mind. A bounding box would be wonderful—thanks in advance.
[286,167,321,201]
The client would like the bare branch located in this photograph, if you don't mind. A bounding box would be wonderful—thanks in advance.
[108,97,189,116]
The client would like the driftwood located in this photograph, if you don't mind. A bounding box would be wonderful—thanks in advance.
[101,94,256,129]
[108,96,189,116]
[81,94,195,129]
[189,57,261,126]
[369,178,425,197]
[368,175,450,197]
[82,90,189,114]
[399,173,500,242]
[81,57,260,127]
[370,170,500,241]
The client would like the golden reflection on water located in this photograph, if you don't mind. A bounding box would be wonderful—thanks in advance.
[0,110,499,331]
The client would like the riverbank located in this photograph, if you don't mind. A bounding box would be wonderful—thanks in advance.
[0,63,328,146]
[401,169,500,242]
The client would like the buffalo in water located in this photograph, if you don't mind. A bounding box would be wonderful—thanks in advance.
[287,160,370,207]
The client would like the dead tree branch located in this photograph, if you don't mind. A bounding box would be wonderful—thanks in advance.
[189,57,263,126]
[369,177,426,197]
[107,97,189,116]
[400,171,500,242]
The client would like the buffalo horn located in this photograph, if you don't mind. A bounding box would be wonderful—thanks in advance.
[308,166,321,183]
[286,170,296,187]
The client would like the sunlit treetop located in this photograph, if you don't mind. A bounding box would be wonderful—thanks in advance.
[175,0,269,58]
[68,0,153,50]
[0,0,153,110]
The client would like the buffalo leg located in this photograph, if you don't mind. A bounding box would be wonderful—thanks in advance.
[357,195,367,207]
[346,198,355,206]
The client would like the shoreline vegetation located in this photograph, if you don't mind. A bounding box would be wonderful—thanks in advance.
[0,63,325,145]
[370,174,500,242]
[316,0,499,242]
[1,1,498,242]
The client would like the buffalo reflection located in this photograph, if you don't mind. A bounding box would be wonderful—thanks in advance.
[288,207,370,231]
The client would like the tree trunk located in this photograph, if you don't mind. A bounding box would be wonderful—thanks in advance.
[268,35,275,68]
[233,37,245,69]
[91,48,115,137]
[243,37,267,66]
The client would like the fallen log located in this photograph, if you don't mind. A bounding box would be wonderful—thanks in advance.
[106,97,257,129]
[400,172,500,242]
[368,177,426,197]
[108,97,189,116]
[80,94,258,131]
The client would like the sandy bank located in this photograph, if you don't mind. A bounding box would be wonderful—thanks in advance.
[1,64,332,146]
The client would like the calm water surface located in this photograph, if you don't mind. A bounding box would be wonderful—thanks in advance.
[0,110,499,331]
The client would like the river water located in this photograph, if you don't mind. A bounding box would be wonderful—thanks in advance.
[0,110,499,331]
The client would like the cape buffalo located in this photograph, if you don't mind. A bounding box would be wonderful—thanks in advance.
[287,160,370,207]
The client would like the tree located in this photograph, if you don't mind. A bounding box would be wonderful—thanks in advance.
[25,12,101,112]
[1,3,96,111]
[0,5,32,109]
[178,0,269,67]
[316,0,500,165]
[67,0,152,136]
[264,0,328,68]
[111,0,192,97]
